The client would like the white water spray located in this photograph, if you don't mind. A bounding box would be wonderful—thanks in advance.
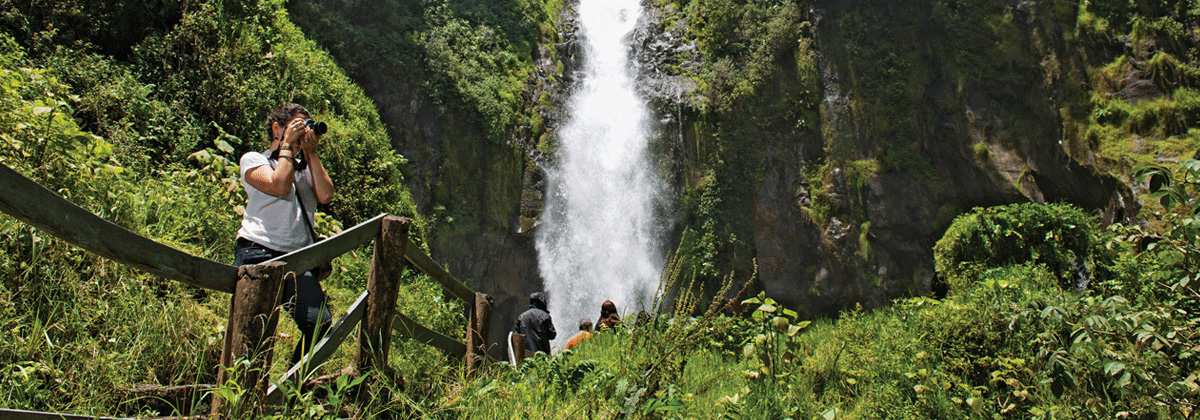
[537,0,664,348]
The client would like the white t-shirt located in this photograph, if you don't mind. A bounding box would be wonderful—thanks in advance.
[237,150,317,253]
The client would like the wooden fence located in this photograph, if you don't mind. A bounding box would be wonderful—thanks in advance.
[0,163,494,416]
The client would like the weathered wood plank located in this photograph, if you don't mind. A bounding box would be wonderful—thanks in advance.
[265,213,385,275]
[465,292,494,374]
[0,408,135,420]
[212,262,286,415]
[265,289,369,404]
[120,383,213,415]
[392,310,467,358]
[355,216,408,373]
[402,246,474,303]
[0,163,238,293]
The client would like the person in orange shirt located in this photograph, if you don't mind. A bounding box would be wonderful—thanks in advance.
[564,318,594,350]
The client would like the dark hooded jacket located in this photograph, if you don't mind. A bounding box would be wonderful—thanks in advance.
[516,292,556,353]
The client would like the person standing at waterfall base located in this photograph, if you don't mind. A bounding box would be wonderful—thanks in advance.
[597,300,621,331]
[515,292,557,354]
[564,318,594,350]
[233,102,335,364]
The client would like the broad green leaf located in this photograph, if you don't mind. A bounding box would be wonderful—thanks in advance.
[91,140,113,159]
[189,150,212,163]
[1103,361,1125,376]
[1183,159,1200,173]
[216,140,235,154]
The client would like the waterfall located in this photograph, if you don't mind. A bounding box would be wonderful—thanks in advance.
[536,0,664,348]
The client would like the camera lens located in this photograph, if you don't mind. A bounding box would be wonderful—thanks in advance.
[304,119,328,136]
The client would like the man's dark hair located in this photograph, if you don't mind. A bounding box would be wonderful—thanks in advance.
[578,318,593,332]
[264,102,311,141]
[529,292,548,311]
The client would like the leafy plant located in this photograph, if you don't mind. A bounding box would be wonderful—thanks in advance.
[739,291,810,383]
[934,203,1107,291]
[1134,158,1200,311]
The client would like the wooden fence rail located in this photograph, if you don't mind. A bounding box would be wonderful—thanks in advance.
[394,310,468,358]
[266,213,385,275]
[0,163,495,417]
[0,163,238,293]
[403,243,475,304]
[265,290,369,404]
[0,408,134,420]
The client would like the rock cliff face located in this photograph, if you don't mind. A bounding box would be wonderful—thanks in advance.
[634,0,1137,315]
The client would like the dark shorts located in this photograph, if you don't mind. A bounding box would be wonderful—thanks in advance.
[234,237,332,362]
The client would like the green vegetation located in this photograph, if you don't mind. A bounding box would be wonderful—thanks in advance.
[1,0,1199,418]
[287,0,560,143]
[284,0,561,259]
[0,0,417,225]
[665,0,823,281]
[0,31,230,412]
[667,0,1200,295]
[414,197,1193,419]
[434,205,1194,418]
[0,0,452,416]
[1071,3,1200,175]
[934,203,1108,291]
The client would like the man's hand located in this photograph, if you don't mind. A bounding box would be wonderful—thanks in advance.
[283,117,307,149]
[300,128,320,157]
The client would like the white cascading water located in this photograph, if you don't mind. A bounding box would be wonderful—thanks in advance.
[537,0,663,348]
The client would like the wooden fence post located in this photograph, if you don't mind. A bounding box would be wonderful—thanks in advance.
[465,292,494,374]
[354,216,409,374]
[510,333,527,367]
[212,261,286,415]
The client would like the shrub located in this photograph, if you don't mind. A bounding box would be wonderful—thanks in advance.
[934,203,1104,292]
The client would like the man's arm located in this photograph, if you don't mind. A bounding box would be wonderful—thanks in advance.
[245,154,297,197]
[300,130,334,204]
[246,119,305,197]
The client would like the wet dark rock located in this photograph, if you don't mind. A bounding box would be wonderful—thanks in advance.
[1116,78,1165,104]
[825,218,848,241]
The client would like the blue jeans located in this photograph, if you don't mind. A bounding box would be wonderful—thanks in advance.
[234,238,332,364]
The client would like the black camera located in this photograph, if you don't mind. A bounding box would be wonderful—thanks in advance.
[304,119,327,136]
